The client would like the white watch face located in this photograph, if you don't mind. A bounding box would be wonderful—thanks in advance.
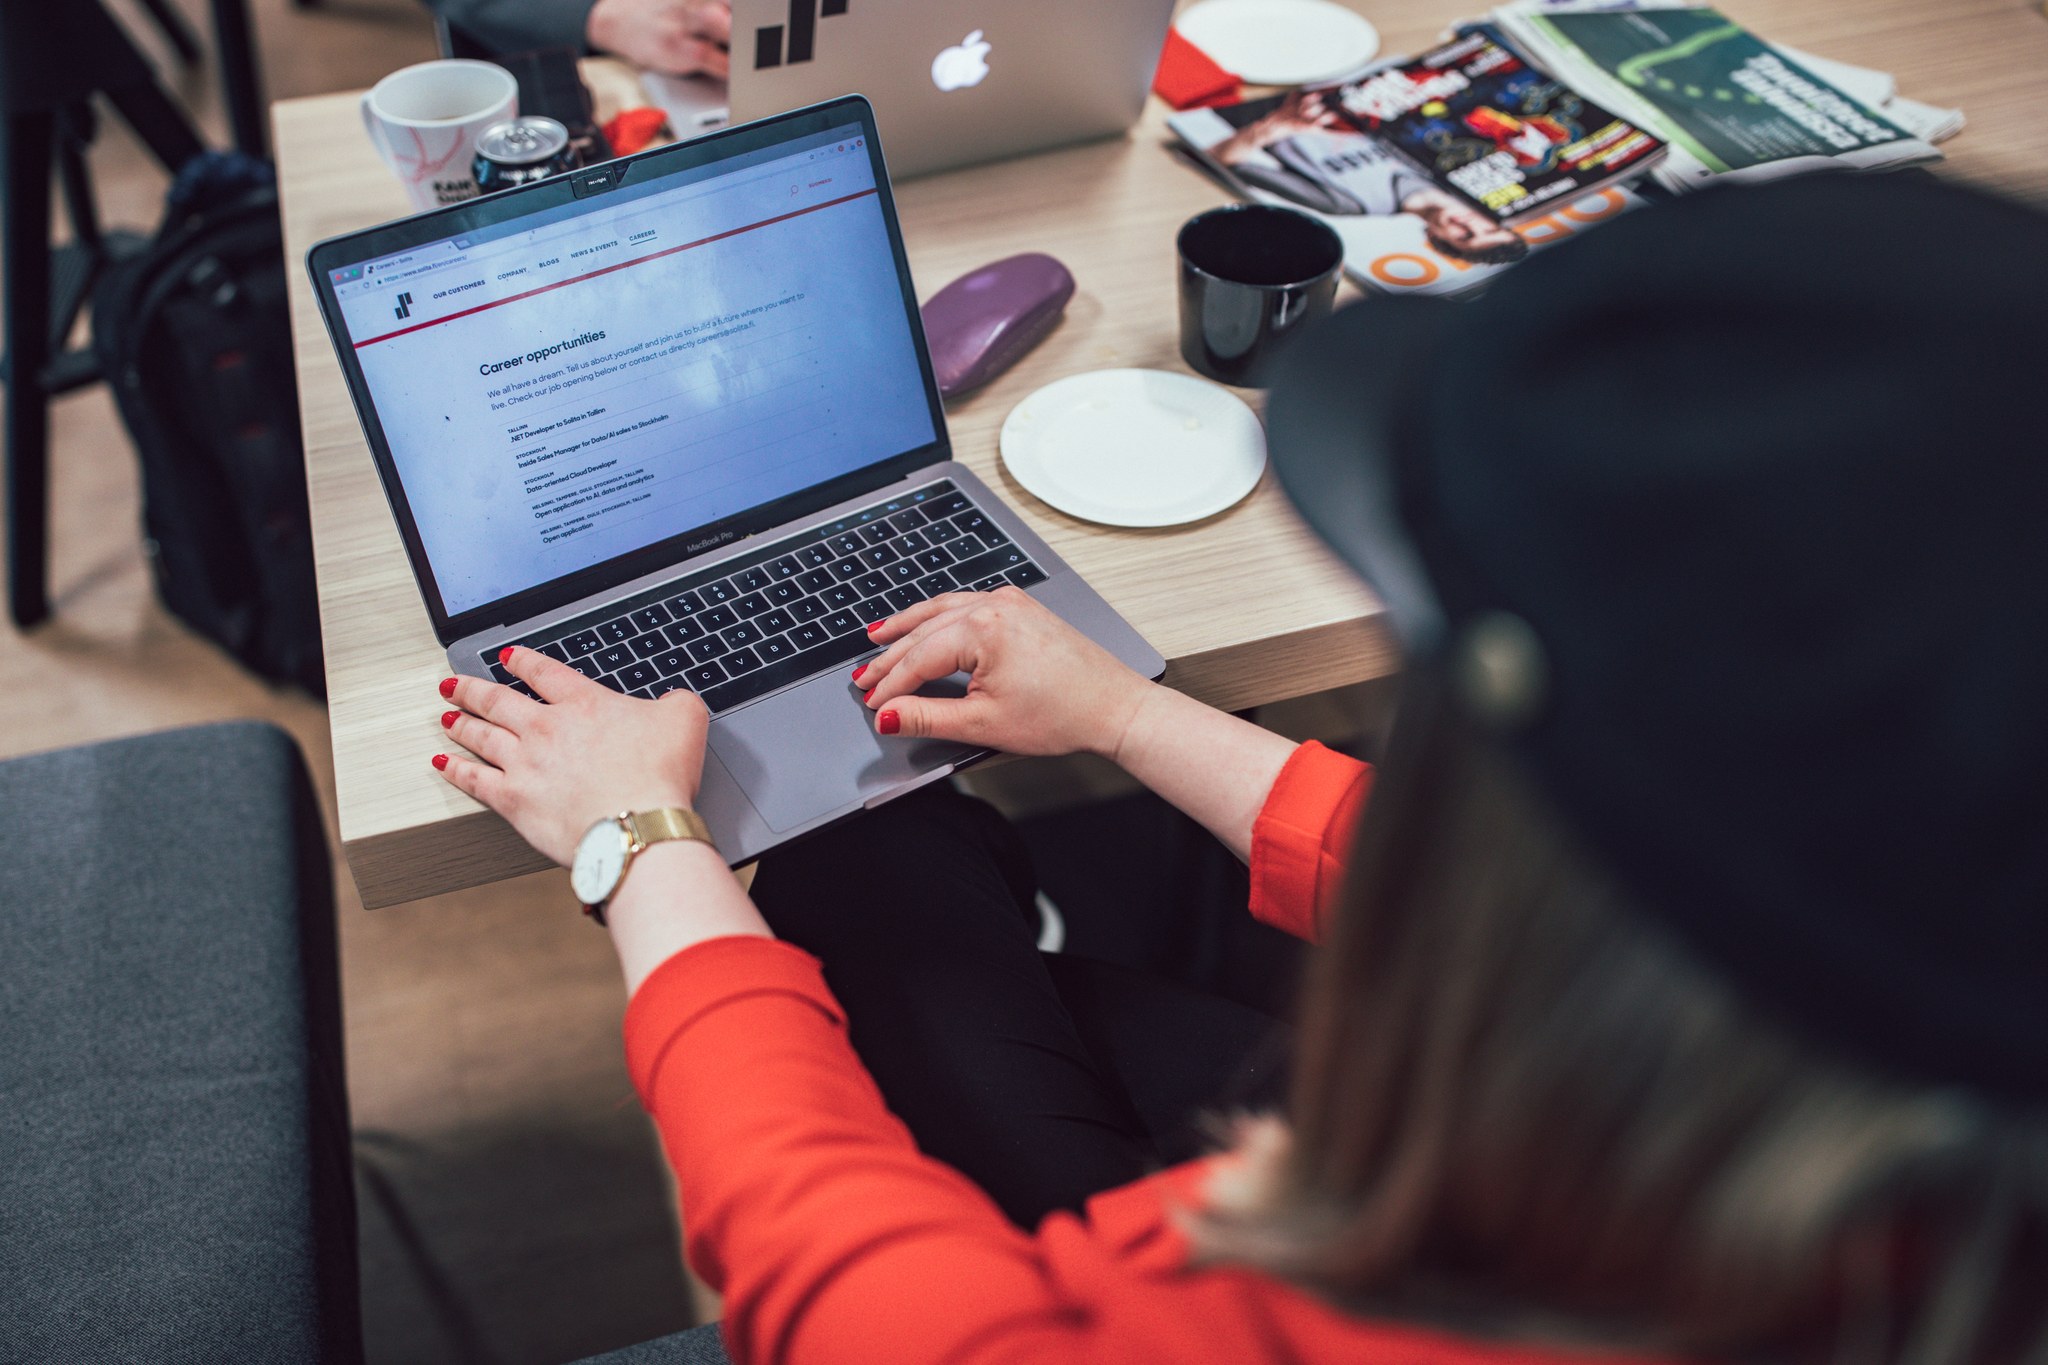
[571,819,631,906]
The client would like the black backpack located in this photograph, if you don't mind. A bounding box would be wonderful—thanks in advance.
[92,152,324,696]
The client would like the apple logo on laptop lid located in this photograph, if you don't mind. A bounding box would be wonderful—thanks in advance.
[932,30,992,91]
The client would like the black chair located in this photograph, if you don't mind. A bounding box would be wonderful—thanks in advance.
[0,0,281,632]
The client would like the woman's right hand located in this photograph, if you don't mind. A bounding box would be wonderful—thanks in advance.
[852,587,1154,759]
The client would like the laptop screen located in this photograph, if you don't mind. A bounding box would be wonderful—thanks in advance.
[325,121,937,619]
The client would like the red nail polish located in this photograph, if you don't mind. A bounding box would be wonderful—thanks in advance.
[866,620,883,634]
[439,677,457,699]
[851,664,866,681]
[499,646,514,664]
[878,710,900,735]
[431,754,449,771]
[441,710,460,729]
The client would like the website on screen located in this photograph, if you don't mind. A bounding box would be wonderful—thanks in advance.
[333,128,935,617]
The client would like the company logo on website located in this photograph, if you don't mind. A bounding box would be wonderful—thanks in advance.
[393,291,414,321]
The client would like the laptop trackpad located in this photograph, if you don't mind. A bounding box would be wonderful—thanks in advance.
[707,676,976,833]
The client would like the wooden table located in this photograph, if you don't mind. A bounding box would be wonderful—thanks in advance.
[278,0,2048,908]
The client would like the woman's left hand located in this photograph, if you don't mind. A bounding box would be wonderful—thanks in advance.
[434,646,710,867]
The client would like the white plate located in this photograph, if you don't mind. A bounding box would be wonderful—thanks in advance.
[1177,0,1382,87]
[999,370,1266,529]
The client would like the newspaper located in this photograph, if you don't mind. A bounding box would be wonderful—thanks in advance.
[1492,1,1946,191]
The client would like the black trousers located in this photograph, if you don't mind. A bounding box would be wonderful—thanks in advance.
[750,784,1292,1228]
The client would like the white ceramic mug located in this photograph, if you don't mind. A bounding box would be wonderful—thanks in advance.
[360,59,518,213]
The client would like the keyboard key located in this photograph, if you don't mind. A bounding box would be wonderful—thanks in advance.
[886,559,921,584]
[734,592,773,619]
[511,680,538,699]
[829,533,864,557]
[766,580,803,606]
[631,603,672,632]
[915,547,955,572]
[888,508,928,533]
[698,626,875,714]
[976,522,1010,547]
[701,580,736,604]
[539,641,570,662]
[797,544,834,569]
[653,650,689,677]
[732,566,772,593]
[619,661,659,690]
[595,644,634,673]
[924,519,961,544]
[630,633,667,660]
[797,568,834,594]
[854,596,891,624]
[948,546,1030,585]
[916,571,956,597]
[757,635,795,664]
[566,656,607,680]
[631,686,659,700]
[488,659,515,685]
[892,530,930,555]
[721,622,763,649]
[685,661,728,690]
[724,648,763,675]
[700,605,739,632]
[562,629,604,658]
[758,608,796,635]
[830,558,866,582]
[953,510,996,538]
[666,617,706,646]
[769,554,804,580]
[929,492,972,517]
[790,597,827,622]
[860,543,900,567]
[789,622,829,651]
[822,583,861,610]
[1007,564,1048,589]
[885,584,926,611]
[688,636,728,663]
[653,679,689,698]
[859,523,894,546]
[948,533,987,558]
[854,571,891,598]
[598,619,636,645]
[665,590,705,618]
[823,609,862,636]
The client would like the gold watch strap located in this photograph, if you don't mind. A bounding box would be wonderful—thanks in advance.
[623,806,713,851]
[583,808,715,928]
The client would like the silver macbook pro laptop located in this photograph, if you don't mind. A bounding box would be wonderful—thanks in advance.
[647,0,1177,178]
[309,96,1162,864]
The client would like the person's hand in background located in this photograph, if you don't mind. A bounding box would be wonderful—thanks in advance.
[852,588,1153,759]
[435,646,709,866]
[588,0,731,79]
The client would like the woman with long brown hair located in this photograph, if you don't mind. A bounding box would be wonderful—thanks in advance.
[432,173,2047,1362]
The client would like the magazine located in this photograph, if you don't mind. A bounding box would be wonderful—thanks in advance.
[1329,24,1666,226]
[1492,3,1942,190]
[1168,90,1651,300]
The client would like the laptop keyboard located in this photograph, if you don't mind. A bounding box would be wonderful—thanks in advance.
[483,480,1047,715]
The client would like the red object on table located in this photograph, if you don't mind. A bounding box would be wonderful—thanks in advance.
[603,106,669,157]
[1152,25,1243,110]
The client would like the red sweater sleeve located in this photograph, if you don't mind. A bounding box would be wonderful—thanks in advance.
[1247,741,1373,943]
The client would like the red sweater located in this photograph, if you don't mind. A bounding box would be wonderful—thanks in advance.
[624,743,1615,1363]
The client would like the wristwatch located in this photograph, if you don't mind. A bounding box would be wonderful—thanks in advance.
[570,807,715,925]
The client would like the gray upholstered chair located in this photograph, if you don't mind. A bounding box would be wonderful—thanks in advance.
[0,722,729,1364]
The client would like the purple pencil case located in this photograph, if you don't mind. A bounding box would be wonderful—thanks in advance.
[920,252,1075,399]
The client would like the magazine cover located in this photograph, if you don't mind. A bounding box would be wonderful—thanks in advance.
[1329,24,1666,225]
[1496,5,1940,187]
[1168,91,1649,299]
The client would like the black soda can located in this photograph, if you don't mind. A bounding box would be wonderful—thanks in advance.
[473,116,578,193]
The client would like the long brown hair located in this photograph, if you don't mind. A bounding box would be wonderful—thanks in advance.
[1193,673,2048,1362]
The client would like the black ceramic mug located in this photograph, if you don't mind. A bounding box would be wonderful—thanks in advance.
[1177,204,1344,387]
